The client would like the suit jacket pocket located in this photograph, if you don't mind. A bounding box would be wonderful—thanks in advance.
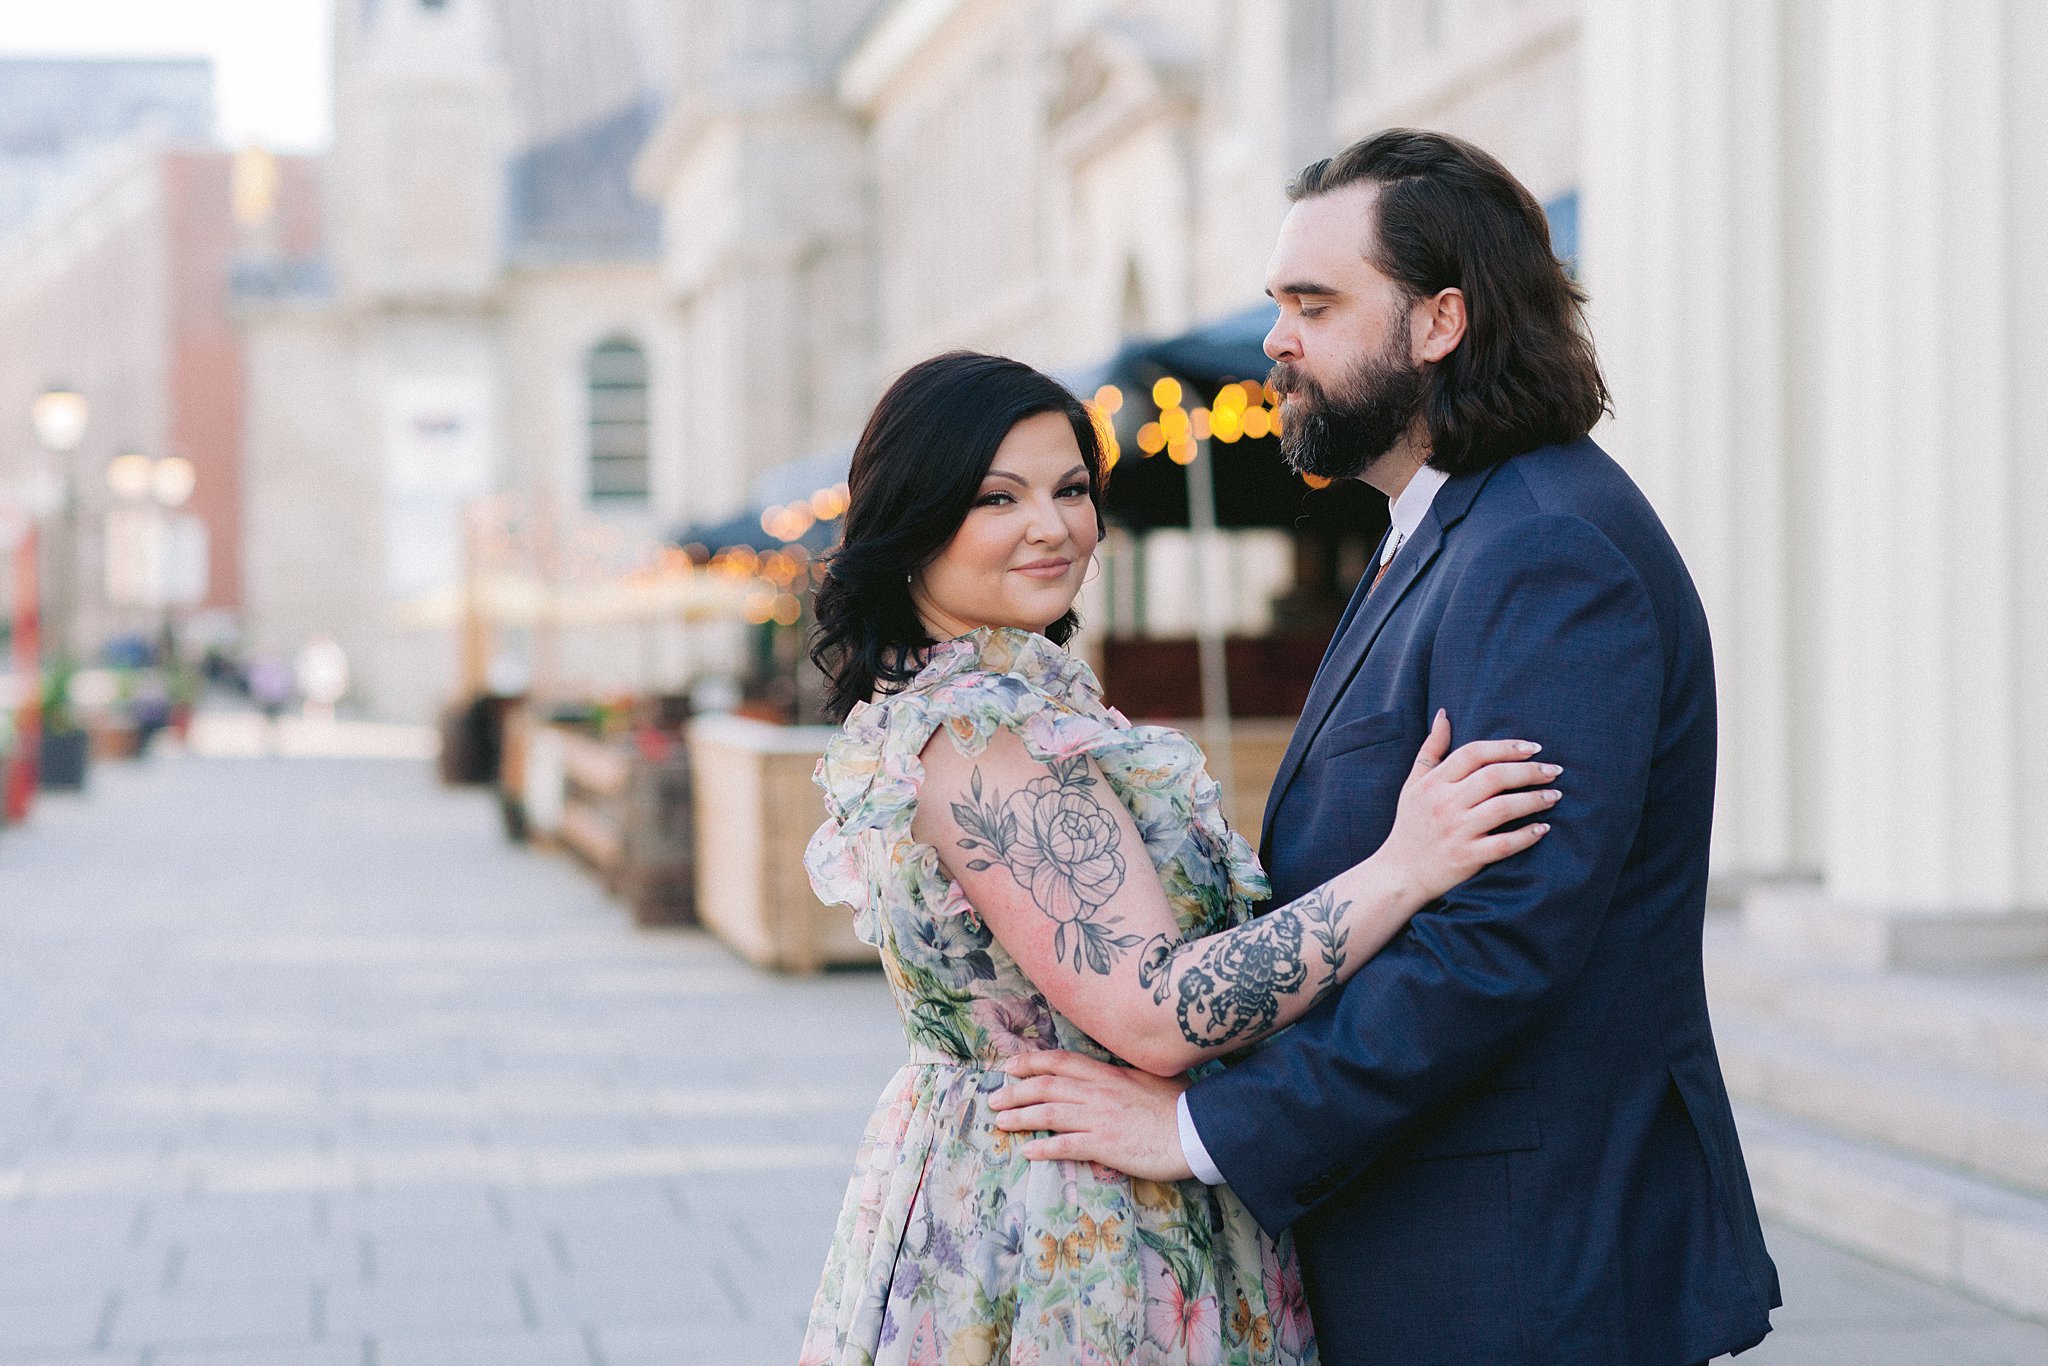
[1313,708,1406,761]
[1393,1086,1543,1163]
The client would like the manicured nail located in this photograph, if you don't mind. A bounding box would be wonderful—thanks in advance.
[1543,790,1561,802]
[1435,709,1448,724]
[1534,823,1551,833]
[1541,764,1562,777]
[1519,742,1541,755]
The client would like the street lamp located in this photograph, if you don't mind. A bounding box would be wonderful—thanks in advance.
[29,385,90,661]
[8,386,91,816]
[103,449,203,663]
[30,386,89,457]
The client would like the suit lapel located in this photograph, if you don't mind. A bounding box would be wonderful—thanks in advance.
[1258,464,1498,855]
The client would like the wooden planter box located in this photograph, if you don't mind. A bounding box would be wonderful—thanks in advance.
[687,714,875,973]
[518,718,696,926]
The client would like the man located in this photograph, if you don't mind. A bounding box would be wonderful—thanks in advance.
[993,129,1780,1365]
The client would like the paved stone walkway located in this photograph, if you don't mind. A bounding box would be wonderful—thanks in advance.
[2,746,2044,1365]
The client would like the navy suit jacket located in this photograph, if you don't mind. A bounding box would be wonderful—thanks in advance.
[1185,438,1780,1366]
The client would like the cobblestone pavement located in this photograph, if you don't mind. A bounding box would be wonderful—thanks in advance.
[2,748,2044,1365]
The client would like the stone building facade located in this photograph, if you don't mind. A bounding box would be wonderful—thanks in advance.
[0,68,291,656]
[238,0,2048,949]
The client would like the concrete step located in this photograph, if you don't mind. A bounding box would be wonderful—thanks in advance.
[1705,917,2048,1095]
[1716,1011,2048,1197]
[1739,1105,2048,1323]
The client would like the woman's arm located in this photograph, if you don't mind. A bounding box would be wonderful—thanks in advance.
[910,713,1559,1076]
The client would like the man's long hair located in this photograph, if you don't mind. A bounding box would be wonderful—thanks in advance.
[1290,129,1611,475]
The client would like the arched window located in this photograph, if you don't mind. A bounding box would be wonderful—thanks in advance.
[587,336,650,504]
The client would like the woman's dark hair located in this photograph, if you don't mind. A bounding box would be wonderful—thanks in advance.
[810,352,1108,720]
[1289,128,1611,474]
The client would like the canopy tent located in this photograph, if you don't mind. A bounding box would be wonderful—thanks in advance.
[669,443,849,556]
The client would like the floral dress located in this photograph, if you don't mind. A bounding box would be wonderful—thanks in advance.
[799,627,1316,1366]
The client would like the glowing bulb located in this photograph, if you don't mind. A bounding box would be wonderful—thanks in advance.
[1191,408,1212,441]
[1093,384,1124,415]
[1160,408,1191,442]
[1151,376,1182,410]
[106,452,154,500]
[151,455,197,507]
[1212,408,1243,443]
[1167,439,1197,465]
[1136,422,1166,455]
[1242,407,1273,440]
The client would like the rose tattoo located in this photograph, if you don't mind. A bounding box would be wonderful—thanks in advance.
[951,757,1139,974]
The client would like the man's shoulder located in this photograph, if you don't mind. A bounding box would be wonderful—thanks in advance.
[1456,439,1677,568]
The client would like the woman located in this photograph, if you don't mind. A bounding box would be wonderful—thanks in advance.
[799,353,1559,1365]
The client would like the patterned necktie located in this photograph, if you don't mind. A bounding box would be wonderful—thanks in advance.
[1368,532,1403,597]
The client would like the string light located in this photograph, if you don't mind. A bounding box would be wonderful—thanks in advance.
[1151,376,1183,409]
[1136,422,1166,455]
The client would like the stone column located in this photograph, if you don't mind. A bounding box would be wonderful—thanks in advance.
[1754,0,2048,966]
[1579,0,1812,885]
[1584,0,2048,967]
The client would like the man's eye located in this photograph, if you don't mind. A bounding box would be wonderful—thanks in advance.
[1300,305,1328,319]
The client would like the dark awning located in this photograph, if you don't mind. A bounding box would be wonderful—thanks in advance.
[1083,303,1382,535]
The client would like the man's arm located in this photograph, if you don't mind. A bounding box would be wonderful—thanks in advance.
[1185,513,1664,1232]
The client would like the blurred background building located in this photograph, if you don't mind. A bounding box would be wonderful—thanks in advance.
[1,0,2044,1323]
[6,0,2041,941]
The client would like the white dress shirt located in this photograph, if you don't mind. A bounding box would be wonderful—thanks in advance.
[1177,461,1450,1186]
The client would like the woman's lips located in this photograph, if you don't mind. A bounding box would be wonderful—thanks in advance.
[1011,559,1072,580]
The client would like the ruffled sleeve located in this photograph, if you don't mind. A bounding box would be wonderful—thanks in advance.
[804,665,1134,941]
[804,627,1269,947]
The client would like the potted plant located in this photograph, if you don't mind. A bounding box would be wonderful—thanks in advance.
[38,657,88,791]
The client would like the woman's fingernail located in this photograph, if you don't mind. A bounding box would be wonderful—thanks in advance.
[1544,790,1562,802]
[1519,742,1541,755]
[1534,823,1551,833]
[1541,764,1562,777]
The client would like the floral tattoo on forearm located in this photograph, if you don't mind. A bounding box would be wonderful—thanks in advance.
[1136,887,1353,1047]
[950,757,1138,974]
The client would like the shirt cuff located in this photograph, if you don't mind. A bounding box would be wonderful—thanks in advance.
[1177,1090,1226,1186]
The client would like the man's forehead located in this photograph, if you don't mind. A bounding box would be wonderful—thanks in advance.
[1268,183,1378,288]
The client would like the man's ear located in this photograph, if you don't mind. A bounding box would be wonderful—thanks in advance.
[1414,288,1467,364]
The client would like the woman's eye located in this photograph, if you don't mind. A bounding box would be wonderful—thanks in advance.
[975,492,1013,507]
[1056,484,1090,499]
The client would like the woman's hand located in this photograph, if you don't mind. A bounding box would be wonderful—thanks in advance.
[1374,711,1559,906]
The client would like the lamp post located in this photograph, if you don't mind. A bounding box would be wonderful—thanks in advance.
[9,386,90,817]
[30,385,89,660]
[105,450,198,648]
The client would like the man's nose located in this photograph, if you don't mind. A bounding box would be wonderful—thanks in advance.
[1264,319,1298,363]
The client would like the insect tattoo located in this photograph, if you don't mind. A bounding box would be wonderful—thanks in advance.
[1136,887,1355,1047]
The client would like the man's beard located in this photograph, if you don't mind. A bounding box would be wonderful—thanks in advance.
[1272,331,1426,481]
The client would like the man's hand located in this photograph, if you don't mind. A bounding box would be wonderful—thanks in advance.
[990,1051,1195,1182]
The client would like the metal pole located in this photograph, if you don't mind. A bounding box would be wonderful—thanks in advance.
[1184,435,1235,802]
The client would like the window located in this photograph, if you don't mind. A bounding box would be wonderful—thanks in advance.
[587,337,650,505]
[1542,190,1580,276]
